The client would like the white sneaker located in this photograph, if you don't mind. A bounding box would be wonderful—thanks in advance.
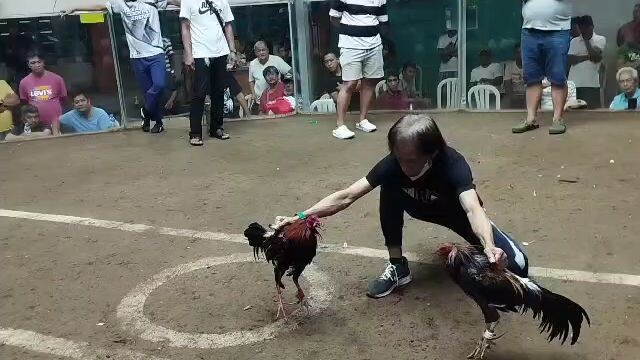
[332,125,355,139]
[356,119,377,133]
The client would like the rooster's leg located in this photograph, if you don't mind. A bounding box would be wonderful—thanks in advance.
[274,283,288,321]
[467,321,503,359]
[292,275,310,314]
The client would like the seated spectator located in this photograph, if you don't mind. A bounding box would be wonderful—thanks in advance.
[259,66,293,115]
[610,67,640,111]
[249,41,292,106]
[5,105,51,141]
[283,73,296,109]
[568,15,606,109]
[55,93,119,134]
[375,70,427,110]
[504,43,526,108]
[470,49,503,89]
[19,51,67,135]
[399,62,420,98]
[321,52,360,110]
[0,80,20,141]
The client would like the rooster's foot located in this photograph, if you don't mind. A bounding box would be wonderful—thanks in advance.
[467,329,503,359]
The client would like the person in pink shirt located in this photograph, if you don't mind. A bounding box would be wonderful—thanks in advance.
[19,51,67,135]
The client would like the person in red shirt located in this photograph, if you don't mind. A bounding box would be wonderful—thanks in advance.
[259,66,292,115]
[19,51,67,135]
[375,70,427,110]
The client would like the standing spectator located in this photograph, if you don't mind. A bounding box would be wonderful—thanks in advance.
[437,26,458,81]
[610,67,640,111]
[0,80,20,141]
[512,0,572,135]
[617,3,640,47]
[69,0,181,134]
[568,16,606,109]
[19,51,67,136]
[56,93,119,134]
[248,41,292,107]
[181,0,238,146]
[504,43,526,108]
[470,49,504,88]
[329,0,387,140]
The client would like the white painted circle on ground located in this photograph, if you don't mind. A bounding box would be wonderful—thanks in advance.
[116,253,333,349]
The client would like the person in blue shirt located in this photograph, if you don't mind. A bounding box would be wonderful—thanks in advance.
[610,67,640,111]
[56,93,119,134]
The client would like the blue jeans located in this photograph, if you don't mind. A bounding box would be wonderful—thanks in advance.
[380,185,529,277]
[132,53,166,124]
[521,28,570,87]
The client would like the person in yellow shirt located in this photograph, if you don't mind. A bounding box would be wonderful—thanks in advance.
[0,80,20,141]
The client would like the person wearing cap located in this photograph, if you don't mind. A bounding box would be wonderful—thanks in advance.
[282,73,296,110]
[568,15,606,109]
[513,0,572,135]
[470,49,504,89]
[437,26,458,81]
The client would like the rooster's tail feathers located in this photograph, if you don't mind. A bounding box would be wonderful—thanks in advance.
[526,286,590,345]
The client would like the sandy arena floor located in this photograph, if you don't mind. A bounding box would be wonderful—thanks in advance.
[1,111,639,360]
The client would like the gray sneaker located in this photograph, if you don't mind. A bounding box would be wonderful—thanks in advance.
[367,257,412,298]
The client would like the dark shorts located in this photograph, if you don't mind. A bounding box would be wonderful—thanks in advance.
[521,28,570,87]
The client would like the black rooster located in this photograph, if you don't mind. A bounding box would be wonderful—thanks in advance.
[243,216,321,320]
[436,243,590,359]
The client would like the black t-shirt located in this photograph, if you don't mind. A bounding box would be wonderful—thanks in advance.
[366,146,480,214]
[323,73,360,110]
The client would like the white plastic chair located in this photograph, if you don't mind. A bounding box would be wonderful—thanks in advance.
[437,78,460,109]
[310,99,337,113]
[375,80,387,97]
[467,85,501,110]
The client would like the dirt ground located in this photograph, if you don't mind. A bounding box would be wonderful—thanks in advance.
[1,111,639,360]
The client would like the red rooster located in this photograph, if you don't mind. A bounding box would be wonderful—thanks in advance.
[436,243,590,359]
[243,216,321,320]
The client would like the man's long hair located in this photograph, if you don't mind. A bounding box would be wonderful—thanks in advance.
[387,114,447,157]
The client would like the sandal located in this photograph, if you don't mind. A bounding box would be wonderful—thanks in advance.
[189,136,204,146]
[210,129,230,140]
[512,121,540,134]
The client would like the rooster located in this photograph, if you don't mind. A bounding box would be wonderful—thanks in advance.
[243,216,321,320]
[436,243,590,359]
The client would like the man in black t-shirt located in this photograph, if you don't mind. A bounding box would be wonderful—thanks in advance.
[321,52,359,111]
[273,114,529,298]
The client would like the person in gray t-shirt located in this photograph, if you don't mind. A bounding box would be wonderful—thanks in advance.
[513,0,572,135]
[67,0,181,133]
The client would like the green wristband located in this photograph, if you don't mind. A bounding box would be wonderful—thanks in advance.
[296,212,307,220]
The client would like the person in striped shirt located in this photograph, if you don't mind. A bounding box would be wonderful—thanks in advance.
[329,0,389,140]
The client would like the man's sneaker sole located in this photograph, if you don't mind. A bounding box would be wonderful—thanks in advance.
[366,274,413,299]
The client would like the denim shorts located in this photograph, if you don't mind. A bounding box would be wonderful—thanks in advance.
[521,28,570,87]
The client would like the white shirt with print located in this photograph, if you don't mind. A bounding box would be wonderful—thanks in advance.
[179,0,234,58]
[107,0,167,58]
